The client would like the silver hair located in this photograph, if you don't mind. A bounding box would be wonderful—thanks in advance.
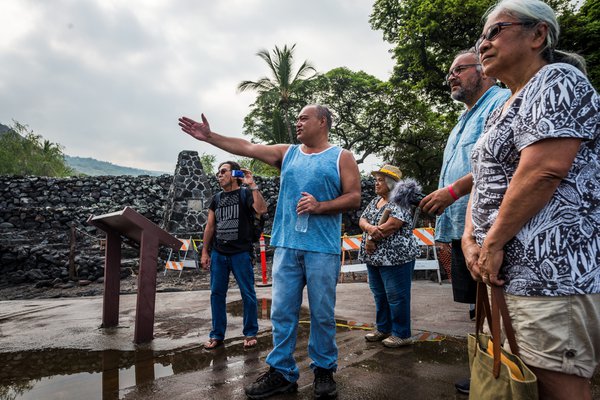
[453,47,487,78]
[454,47,478,59]
[484,0,586,73]
[384,176,396,192]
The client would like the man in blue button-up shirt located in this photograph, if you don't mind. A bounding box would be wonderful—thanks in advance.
[419,48,510,395]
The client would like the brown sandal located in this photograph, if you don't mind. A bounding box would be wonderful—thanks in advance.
[204,338,223,349]
[243,336,257,349]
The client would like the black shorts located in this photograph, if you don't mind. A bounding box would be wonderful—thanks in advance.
[451,240,477,304]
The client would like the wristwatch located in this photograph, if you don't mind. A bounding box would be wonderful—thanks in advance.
[249,185,259,191]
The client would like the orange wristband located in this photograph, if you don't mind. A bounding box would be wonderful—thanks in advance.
[447,184,459,201]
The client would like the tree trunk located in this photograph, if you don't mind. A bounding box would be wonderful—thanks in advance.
[282,105,295,144]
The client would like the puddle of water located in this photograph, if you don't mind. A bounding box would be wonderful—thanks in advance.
[0,340,271,400]
[0,295,321,400]
[0,298,281,400]
[4,364,173,400]
[6,296,597,400]
[3,336,599,399]
[350,337,469,375]
[227,298,310,321]
[0,349,174,400]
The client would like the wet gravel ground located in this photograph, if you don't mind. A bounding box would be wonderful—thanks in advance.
[0,260,370,301]
[0,272,209,301]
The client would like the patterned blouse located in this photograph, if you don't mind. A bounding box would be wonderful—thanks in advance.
[470,63,600,296]
[358,197,419,266]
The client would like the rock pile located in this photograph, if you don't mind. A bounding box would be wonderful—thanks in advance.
[0,174,173,287]
[162,151,213,237]
[0,169,374,291]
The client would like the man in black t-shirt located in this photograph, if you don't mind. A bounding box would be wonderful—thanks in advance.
[201,161,267,350]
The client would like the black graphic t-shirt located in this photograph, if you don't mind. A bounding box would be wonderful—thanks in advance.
[209,188,254,255]
[470,63,600,296]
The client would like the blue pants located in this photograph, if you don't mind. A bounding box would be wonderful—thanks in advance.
[209,249,258,340]
[265,247,340,383]
[367,260,415,339]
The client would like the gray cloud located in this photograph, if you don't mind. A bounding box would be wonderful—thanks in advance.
[0,0,392,173]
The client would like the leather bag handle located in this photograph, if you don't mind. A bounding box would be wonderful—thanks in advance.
[475,282,520,378]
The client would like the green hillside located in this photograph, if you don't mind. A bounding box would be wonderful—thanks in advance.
[65,156,168,176]
[1,122,168,177]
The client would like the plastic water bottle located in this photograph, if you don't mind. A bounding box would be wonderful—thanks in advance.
[295,213,309,233]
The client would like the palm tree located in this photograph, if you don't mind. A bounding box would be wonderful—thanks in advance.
[238,44,316,144]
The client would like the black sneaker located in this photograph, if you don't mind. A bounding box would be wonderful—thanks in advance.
[313,367,337,399]
[244,367,298,399]
[455,377,470,394]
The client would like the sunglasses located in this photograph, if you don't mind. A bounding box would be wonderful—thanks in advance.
[445,64,481,81]
[215,168,230,177]
[475,21,533,51]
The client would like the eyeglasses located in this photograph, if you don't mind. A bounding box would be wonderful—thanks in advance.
[475,22,532,51]
[445,64,481,81]
[215,168,230,177]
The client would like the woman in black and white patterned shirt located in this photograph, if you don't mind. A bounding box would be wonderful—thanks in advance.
[463,0,600,398]
[358,165,419,348]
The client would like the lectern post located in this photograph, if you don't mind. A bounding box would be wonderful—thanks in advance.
[87,207,182,344]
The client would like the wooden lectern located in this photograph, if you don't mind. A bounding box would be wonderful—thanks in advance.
[87,207,182,344]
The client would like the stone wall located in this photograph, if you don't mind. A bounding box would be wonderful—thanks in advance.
[0,172,375,287]
[0,175,174,287]
[0,175,172,231]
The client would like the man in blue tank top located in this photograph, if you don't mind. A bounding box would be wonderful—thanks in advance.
[179,104,361,399]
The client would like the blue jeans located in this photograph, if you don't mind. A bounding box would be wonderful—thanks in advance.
[367,260,415,339]
[209,249,258,340]
[265,247,340,383]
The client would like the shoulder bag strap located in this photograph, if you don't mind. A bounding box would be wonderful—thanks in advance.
[475,282,500,378]
[490,285,521,378]
[493,285,520,357]
[475,282,521,379]
[475,282,493,335]
[490,285,502,378]
[474,281,497,373]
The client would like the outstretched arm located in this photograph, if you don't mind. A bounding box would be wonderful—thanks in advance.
[178,114,289,168]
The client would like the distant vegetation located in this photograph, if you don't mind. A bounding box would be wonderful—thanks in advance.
[0,121,74,177]
[199,152,216,175]
[0,121,168,177]
[236,157,279,177]
[64,156,167,177]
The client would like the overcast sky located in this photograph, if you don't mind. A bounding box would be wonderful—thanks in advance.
[0,0,394,174]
